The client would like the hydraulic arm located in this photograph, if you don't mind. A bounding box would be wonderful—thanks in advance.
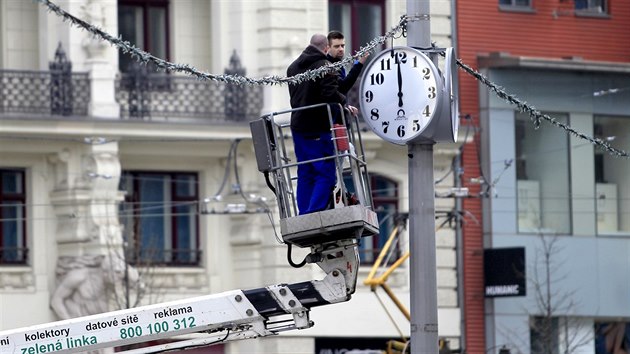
[0,239,359,354]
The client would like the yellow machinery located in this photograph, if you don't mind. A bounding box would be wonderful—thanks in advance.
[363,215,456,354]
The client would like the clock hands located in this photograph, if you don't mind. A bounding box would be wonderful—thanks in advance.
[396,54,404,108]
[360,47,444,143]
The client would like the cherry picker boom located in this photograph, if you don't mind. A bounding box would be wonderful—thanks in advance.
[0,105,379,354]
[0,239,357,354]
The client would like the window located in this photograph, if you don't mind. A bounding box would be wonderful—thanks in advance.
[0,169,27,264]
[118,0,169,72]
[530,316,559,354]
[329,0,384,57]
[593,116,630,236]
[575,0,607,13]
[595,322,630,354]
[499,0,532,8]
[329,0,385,107]
[500,0,532,6]
[345,173,399,264]
[120,172,200,266]
[515,112,571,234]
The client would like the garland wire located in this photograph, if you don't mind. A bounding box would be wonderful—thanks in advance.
[36,0,629,158]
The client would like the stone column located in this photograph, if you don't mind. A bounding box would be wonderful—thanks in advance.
[47,142,126,354]
[82,0,120,118]
[48,142,125,256]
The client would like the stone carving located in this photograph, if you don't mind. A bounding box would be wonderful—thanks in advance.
[81,0,108,59]
[50,254,140,320]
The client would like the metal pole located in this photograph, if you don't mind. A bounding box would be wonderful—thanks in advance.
[406,1,439,353]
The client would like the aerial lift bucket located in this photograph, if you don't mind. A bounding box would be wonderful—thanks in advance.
[250,103,379,248]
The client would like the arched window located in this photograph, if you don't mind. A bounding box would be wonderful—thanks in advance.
[119,171,200,266]
[328,0,385,108]
[0,169,27,264]
[118,0,170,72]
[328,0,385,57]
[344,173,399,264]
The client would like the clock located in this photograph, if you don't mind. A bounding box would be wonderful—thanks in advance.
[359,46,444,145]
[445,47,459,143]
[430,47,459,143]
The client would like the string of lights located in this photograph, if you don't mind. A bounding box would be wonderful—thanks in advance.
[24,0,630,160]
[36,0,407,86]
[13,0,628,212]
[455,59,629,158]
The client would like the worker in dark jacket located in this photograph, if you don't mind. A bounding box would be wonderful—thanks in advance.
[287,34,346,215]
[325,30,367,125]
[326,30,369,95]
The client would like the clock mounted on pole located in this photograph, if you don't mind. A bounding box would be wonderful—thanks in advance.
[360,46,458,144]
[358,22,460,353]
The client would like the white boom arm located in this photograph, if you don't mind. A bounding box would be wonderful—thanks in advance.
[0,240,359,354]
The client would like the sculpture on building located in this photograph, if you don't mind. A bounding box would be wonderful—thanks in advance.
[81,0,108,59]
[50,254,140,320]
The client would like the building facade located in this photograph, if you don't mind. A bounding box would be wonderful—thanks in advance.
[0,0,460,353]
[457,0,630,353]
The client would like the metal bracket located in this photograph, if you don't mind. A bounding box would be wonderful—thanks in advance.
[266,285,311,330]
[409,46,446,55]
[405,14,431,21]
[312,239,360,295]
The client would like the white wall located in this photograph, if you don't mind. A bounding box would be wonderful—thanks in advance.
[0,0,4,67]
[3,0,39,69]
[490,235,630,317]
[171,0,212,72]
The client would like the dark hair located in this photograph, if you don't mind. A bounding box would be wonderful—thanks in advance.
[327,30,344,43]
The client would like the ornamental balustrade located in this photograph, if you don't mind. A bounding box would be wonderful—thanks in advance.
[115,50,263,122]
[0,43,90,117]
[1,47,263,123]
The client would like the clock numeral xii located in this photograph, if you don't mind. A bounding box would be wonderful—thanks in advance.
[380,52,408,71]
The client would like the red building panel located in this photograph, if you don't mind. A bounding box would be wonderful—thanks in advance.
[456,1,630,352]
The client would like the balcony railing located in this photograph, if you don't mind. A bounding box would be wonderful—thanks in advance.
[0,247,29,265]
[0,43,90,117]
[115,70,263,122]
[115,51,263,122]
[1,46,263,123]
[126,248,202,267]
[0,70,90,116]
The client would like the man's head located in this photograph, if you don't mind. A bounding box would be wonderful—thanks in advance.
[310,34,329,54]
[327,31,345,59]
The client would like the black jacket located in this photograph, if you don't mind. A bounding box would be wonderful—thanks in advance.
[287,45,346,133]
[326,54,364,95]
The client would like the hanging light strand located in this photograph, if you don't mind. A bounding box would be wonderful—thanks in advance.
[37,0,408,86]
[37,0,629,158]
[455,59,629,158]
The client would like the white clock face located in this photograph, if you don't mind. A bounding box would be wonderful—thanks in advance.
[445,47,459,142]
[359,47,442,145]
